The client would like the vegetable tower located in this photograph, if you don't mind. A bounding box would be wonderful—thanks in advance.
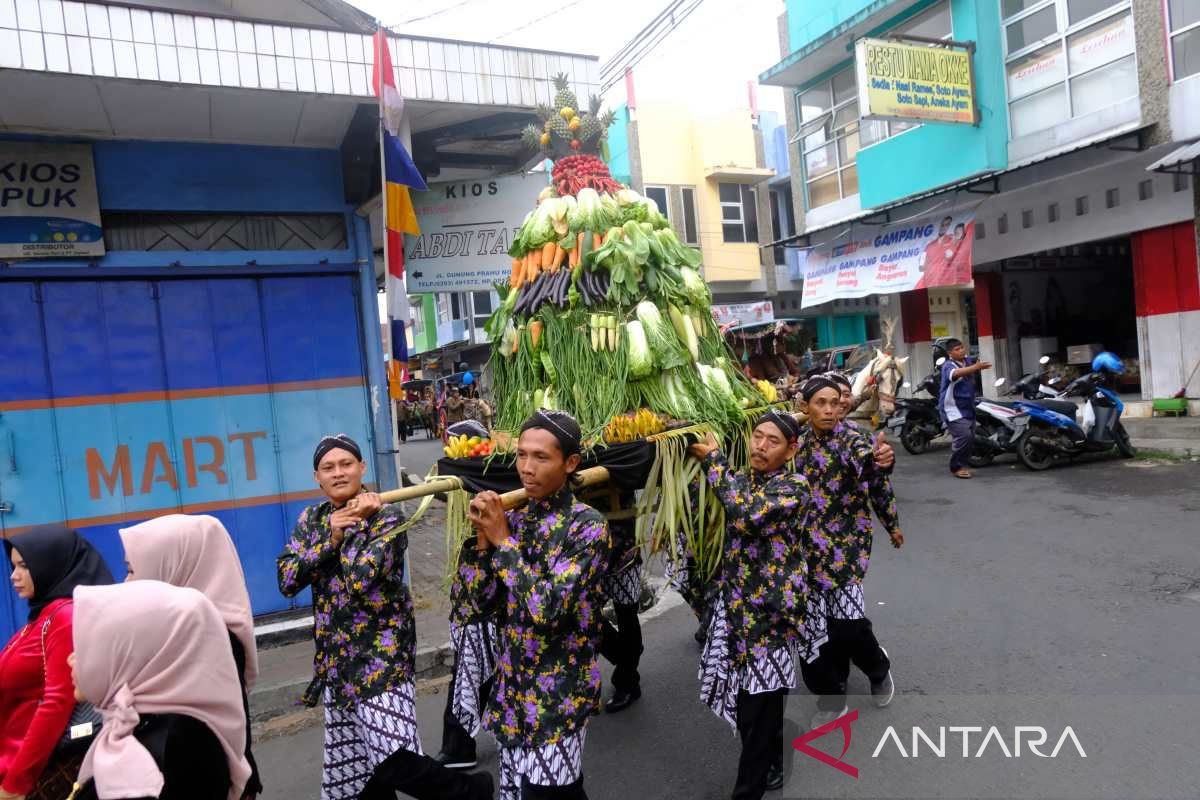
[487,75,764,439]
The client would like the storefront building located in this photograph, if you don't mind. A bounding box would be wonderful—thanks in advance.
[0,0,594,640]
[762,0,1200,405]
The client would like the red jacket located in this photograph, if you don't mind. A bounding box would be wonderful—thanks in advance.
[0,599,75,795]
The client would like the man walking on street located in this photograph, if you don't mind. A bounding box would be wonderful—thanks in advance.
[687,411,825,800]
[455,410,611,799]
[938,339,991,479]
[277,434,492,800]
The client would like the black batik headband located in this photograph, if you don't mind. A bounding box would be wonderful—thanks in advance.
[801,375,841,402]
[758,409,802,442]
[312,434,363,469]
[521,409,582,456]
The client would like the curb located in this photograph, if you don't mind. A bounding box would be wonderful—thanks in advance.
[249,641,455,723]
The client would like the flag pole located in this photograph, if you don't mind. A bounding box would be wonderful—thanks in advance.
[376,29,406,491]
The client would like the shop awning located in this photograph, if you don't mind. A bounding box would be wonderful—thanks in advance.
[1147,141,1200,175]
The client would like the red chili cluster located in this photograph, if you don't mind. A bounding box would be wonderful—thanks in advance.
[551,154,624,196]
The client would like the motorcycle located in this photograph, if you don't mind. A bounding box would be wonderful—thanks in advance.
[1010,353,1136,471]
[969,356,1072,467]
[885,371,945,454]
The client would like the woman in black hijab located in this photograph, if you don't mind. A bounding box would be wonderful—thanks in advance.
[1,525,114,800]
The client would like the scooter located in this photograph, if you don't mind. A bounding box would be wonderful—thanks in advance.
[1010,353,1136,471]
[885,371,945,454]
[969,357,1073,467]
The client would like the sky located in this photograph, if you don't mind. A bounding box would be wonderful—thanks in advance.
[347,0,788,117]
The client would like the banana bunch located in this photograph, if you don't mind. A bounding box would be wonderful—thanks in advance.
[754,380,779,404]
[444,435,493,459]
[603,408,666,444]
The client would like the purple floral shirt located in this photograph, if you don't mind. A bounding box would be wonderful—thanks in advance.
[454,487,611,748]
[796,422,900,590]
[276,499,414,708]
[703,451,814,668]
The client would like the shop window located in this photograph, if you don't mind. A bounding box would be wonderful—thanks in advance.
[1168,0,1200,79]
[797,68,860,208]
[998,214,1009,235]
[1048,202,1060,222]
[471,291,495,331]
[976,222,987,239]
[719,183,759,244]
[1002,1,1136,138]
[1022,210,1034,229]
[436,293,452,324]
[409,298,424,337]
[1075,195,1090,215]
[680,187,699,245]
[644,186,669,222]
[1138,180,1153,201]
[1173,173,1190,193]
[1105,188,1119,209]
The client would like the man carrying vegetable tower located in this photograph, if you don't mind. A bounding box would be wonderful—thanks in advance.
[454,410,612,800]
[687,411,826,800]
[794,376,904,730]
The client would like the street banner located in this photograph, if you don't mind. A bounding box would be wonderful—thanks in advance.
[0,142,104,259]
[712,300,775,328]
[800,210,975,308]
[855,37,978,125]
[407,173,546,292]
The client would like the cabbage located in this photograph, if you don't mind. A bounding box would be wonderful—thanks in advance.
[615,189,642,206]
[636,301,687,370]
[626,320,653,379]
[680,267,709,306]
[574,188,602,230]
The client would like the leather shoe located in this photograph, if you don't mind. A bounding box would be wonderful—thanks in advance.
[433,748,477,770]
[766,761,784,791]
[604,686,642,713]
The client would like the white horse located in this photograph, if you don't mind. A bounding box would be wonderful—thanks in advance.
[850,349,910,423]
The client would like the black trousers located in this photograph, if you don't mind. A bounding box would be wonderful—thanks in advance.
[439,669,494,756]
[800,618,890,712]
[598,602,643,692]
[732,688,786,800]
[522,775,588,799]
[359,749,490,800]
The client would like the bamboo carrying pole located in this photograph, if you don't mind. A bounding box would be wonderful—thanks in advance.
[378,466,611,511]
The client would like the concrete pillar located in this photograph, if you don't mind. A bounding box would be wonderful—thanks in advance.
[974,272,1010,396]
[1131,222,1200,399]
[893,289,933,376]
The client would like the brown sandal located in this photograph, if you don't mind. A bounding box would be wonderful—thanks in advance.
[954,468,973,479]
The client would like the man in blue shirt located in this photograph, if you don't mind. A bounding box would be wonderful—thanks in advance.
[938,339,991,478]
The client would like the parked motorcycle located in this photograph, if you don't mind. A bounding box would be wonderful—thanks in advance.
[885,371,945,454]
[1011,352,1136,471]
[969,356,1072,467]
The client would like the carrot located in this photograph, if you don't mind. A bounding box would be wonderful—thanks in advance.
[569,243,580,268]
[541,241,556,268]
[525,252,536,285]
[593,232,603,249]
[529,320,543,349]
[510,257,523,288]
[550,244,567,272]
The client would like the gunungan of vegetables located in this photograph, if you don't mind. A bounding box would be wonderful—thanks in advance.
[521,74,621,196]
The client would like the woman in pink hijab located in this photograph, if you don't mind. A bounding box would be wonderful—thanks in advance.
[69,581,251,800]
[118,515,261,798]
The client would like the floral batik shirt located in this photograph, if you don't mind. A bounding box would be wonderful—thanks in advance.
[796,422,900,595]
[698,451,824,730]
[277,499,415,709]
[702,451,818,666]
[453,486,611,749]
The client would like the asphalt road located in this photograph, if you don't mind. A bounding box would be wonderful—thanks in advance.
[258,445,1200,800]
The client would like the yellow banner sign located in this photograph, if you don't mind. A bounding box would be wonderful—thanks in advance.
[854,37,977,125]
